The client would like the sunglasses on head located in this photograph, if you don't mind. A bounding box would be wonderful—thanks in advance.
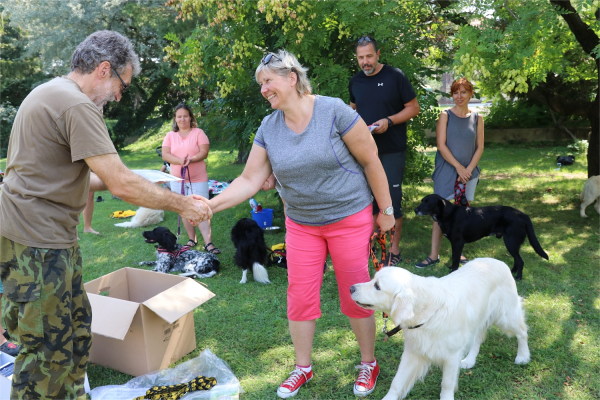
[357,36,373,45]
[262,53,282,65]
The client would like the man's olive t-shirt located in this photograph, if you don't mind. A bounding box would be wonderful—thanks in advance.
[0,77,117,248]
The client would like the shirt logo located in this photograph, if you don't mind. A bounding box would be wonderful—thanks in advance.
[378,83,383,86]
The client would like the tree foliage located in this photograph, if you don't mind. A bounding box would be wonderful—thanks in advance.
[164,0,446,183]
[444,0,599,176]
[2,0,197,149]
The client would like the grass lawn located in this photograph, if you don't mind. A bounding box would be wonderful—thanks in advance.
[2,133,598,399]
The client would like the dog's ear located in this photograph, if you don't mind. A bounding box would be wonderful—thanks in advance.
[390,289,415,327]
[162,230,177,252]
[432,198,446,222]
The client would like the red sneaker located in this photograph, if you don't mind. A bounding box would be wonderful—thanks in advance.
[353,362,379,397]
[277,368,313,398]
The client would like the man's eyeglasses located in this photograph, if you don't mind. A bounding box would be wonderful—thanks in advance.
[262,53,282,65]
[357,36,373,45]
[112,66,129,93]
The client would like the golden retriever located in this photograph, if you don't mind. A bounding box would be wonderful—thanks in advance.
[350,258,530,400]
[580,175,600,217]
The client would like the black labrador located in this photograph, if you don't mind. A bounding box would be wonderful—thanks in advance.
[414,194,548,280]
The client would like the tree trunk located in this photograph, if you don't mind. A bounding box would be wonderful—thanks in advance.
[587,95,599,178]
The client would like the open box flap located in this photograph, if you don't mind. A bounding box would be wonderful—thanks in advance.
[142,279,215,324]
[88,293,139,340]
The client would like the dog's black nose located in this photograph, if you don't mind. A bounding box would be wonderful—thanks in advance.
[349,285,356,294]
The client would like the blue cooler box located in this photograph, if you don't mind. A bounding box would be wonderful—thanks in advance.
[251,208,273,228]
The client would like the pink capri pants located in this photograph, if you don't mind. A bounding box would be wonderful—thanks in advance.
[285,205,374,321]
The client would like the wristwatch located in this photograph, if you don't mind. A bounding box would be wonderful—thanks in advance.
[386,117,394,127]
[379,206,394,215]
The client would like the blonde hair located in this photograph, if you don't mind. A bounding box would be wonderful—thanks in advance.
[255,50,312,97]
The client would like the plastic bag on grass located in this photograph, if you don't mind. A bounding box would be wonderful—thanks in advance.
[90,348,242,400]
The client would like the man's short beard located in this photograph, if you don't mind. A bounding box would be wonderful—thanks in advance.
[362,62,378,76]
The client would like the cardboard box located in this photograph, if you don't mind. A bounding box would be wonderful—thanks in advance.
[84,267,215,376]
[0,351,90,397]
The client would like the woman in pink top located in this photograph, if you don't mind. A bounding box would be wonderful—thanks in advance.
[162,104,220,254]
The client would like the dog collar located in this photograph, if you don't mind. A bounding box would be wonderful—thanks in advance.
[157,245,190,258]
[385,323,423,338]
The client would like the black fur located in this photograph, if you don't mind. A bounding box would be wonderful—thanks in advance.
[414,194,548,280]
[140,227,220,277]
[231,218,270,283]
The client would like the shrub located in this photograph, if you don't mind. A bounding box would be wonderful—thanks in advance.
[484,98,552,129]
[0,103,18,158]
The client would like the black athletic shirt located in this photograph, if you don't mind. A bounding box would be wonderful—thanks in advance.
[349,65,417,154]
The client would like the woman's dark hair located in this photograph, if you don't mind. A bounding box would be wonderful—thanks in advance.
[172,104,198,131]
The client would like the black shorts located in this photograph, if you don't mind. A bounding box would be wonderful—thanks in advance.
[372,151,405,219]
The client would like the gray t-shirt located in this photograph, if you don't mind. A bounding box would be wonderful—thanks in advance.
[432,109,481,199]
[254,95,372,225]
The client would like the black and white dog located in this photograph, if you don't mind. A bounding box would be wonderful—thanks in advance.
[414,194,548,280]
[140,227,220,278]
[231,218,270,284]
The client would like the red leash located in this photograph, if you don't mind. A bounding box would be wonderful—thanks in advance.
[369,227,396,340]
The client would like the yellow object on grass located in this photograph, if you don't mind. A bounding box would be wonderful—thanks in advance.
[110,210,137,219]
[133,375,217,400]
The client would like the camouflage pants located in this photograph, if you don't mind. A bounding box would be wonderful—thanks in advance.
[0,236,91,400]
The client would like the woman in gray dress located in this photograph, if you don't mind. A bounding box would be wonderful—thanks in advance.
[416,77,484,268]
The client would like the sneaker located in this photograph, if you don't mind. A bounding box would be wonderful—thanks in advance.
[0,341,21,357]
[353,362,379,397]
[277,368,313,398]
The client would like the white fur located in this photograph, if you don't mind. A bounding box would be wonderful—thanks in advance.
[580,176,600,217]
[350,258,530,400]
[251,262,271,284]
[240,269,247,284]
[114,207,164,228]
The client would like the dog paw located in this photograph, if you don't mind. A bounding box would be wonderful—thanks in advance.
[515,354,530,365]
[460,359,475,369]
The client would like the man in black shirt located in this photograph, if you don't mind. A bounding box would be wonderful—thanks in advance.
[349,36,420,266]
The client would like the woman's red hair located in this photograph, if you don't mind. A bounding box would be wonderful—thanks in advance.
[450,77,474,94]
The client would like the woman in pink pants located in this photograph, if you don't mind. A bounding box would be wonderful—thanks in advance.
[205,50,394,399]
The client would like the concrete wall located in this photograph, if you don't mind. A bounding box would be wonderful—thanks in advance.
[425,127,591,142]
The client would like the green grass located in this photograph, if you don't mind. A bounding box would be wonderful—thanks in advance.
[2,133,598,399]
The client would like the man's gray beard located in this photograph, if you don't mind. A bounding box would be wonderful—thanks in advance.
[362,63,378,76]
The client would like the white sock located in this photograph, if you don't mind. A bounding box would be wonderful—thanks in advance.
[361,359,376,367]
[297,364,311,373]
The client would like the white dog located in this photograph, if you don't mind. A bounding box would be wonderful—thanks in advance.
[350,258,530,400]
[114,207,164,228]
[580,175,600,217]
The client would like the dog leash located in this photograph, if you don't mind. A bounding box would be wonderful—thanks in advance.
[369,227,399,341]
[177,165,194,241]
[454,176,470,207]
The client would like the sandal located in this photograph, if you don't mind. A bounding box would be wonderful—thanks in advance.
[204,242,221,255]
[387,251,402,266]
[0,341,21,357]
[460,257,469,265]
[415,256,440,269]
[3,330,10,341]
[186,239,198,247]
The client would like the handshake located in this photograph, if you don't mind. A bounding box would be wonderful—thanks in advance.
[179,194,214,227]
